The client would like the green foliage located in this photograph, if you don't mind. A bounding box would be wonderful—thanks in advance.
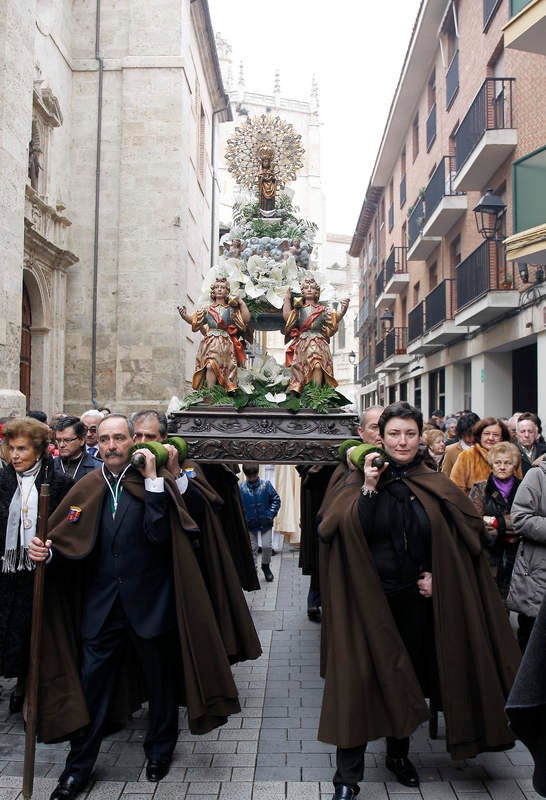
[298,384,352,413]
[230,194,317,243]
[179,379,351,414]
[179,385,233,409]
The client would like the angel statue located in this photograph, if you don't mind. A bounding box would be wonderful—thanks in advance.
[178,277,251,393]
[282,278,349,394]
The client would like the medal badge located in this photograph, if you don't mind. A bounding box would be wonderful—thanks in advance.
[67,505,82,523]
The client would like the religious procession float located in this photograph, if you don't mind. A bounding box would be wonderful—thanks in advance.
[169,114,358,463]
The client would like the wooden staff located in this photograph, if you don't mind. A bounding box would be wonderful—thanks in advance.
[22,483,50,800]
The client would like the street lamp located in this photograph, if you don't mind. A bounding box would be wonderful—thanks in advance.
[473,188,506,241]
[518,263,545,285]
[380,308,394,332]
[348,350,356,366]
[473,188,511,286]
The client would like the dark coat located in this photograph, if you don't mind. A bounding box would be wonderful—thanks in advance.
[317,464,520,759]
[53,451,101,481]
[506,589,546,795]
[239,478,281,532]
[0,457,73,677]
[519,440,546,475]
[36,466,243,743]
[201,464,259,590]
[182,460,262,663]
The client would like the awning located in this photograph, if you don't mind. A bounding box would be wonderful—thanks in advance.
[504,222,546,265]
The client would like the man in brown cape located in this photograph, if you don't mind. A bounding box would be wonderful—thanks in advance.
[131,409,261,660]
[317,401,521,800]
[29,414,254,800]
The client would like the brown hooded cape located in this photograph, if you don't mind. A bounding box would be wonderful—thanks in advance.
[317,465,521,759]
[36,466,245,743]
[182,459,261,662]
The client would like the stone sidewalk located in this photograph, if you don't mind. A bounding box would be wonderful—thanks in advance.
[0,548,538,800]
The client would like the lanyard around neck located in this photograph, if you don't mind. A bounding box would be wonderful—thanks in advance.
[102,463,131,516]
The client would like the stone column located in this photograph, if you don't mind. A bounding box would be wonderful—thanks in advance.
[470,351,512,418]
[0,0,35,415]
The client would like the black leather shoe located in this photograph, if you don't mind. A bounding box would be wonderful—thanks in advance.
[9,691,24,715]
[307,606,321,623]
[262,564,274,582]
[49,775,82,800]
[385,755,420,787]
[146,759,171,782]
[332,784,359,800]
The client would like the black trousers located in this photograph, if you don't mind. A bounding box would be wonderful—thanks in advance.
[334,586,435,787]
[517,612,536,653]
[334,737,409,787]
[62,598,179,784]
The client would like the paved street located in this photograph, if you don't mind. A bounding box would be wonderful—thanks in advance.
[0,547,538,800]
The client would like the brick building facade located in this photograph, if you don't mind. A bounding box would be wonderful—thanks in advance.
[351,0,546,420]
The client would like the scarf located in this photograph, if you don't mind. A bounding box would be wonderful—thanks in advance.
[492,473,515,503]
[2,459,42,573]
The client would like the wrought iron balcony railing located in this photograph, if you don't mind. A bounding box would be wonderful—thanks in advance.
[385,246,408,284]
[455,78,515,172]
[456,240,512,309]
[408,196,426,249]
[357,355,371,384]
[424,155,463,220]
[424,279,457,331]
[385,327,408,358]
[408,302,425,343]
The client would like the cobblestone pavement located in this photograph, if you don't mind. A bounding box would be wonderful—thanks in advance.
[0,548,538,799]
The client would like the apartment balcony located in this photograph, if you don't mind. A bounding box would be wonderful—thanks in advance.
[375,267,396,309]
[407,197,441,262]
[384,246,409,294]
[423,278,471,345]
[376,327,410,371]
[454,78,517,192]
[504,0,546,56]
[422,156,467,238]
[454,240,520,326]
[357,355,372,384]
[354,298,372,337]
[408,294,448,356]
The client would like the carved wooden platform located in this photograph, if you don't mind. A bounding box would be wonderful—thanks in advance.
[168,407,358,464]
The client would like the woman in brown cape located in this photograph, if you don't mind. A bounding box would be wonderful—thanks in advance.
[318,401,520,800]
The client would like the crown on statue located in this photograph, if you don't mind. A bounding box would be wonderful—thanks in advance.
[258,144,275,161]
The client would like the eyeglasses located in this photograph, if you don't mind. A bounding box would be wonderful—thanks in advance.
[55,436,80,446]
[85,426,98,433]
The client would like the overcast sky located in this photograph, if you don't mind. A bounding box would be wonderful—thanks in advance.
[208,1,422,236]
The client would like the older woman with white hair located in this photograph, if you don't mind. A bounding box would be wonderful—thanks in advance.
[0,417,72,712]
[469,441,522,600]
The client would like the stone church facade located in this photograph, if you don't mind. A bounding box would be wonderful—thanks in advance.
[0,0,230,417]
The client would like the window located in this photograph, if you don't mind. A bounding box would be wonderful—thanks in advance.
[412,114,419,161]
[400,146,407,208]
[414,376,422,410]
[400,381,408,401]
[426,70,437,152]
[388,179,394,232]
[389,386,397,404]
[483,0,501,31]
[413,281,420,306]
[429,368,446,415]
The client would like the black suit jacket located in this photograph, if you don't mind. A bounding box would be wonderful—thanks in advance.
[80,486,175,640]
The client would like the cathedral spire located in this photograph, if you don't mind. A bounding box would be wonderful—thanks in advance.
[274,69,281,109]
[310,74,319,115]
